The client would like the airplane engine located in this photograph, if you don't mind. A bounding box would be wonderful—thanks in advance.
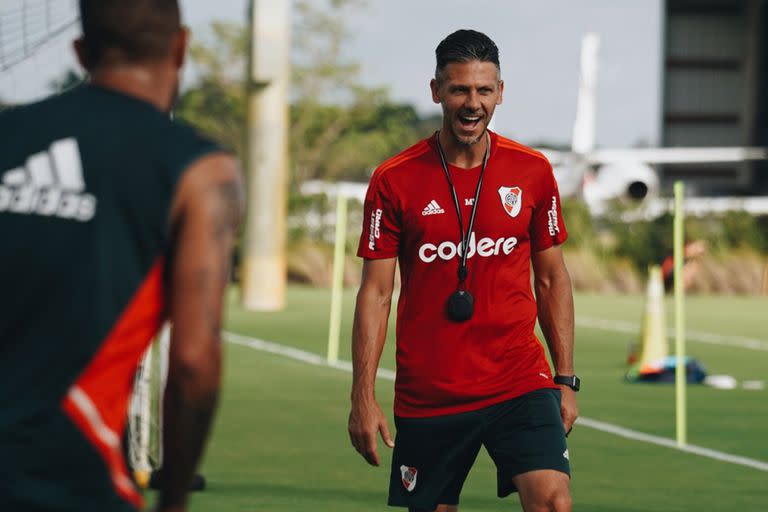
[582,162,659,216]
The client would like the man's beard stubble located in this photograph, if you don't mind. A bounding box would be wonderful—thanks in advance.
[451,125,487,147]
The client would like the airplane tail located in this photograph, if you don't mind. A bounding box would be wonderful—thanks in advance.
[572,33,600,155]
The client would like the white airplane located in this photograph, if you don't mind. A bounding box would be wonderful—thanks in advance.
[303,33,768,218]
[541,33,768,218]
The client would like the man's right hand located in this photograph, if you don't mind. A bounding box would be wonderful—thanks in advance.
[348,258,397,467]
[348,396,395,466]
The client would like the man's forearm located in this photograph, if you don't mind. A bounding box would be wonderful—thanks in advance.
[536,270,575,374]
[351,286,391,401]
[159,373,219,509]
[160,160,242,509]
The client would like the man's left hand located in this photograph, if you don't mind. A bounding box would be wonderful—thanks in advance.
[559,385,579,436]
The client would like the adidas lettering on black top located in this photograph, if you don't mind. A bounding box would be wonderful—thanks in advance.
[0,84,221,512]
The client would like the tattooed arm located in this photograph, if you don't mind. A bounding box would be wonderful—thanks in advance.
[159,153,244,512]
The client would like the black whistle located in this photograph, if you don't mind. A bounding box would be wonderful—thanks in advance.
[446,289,474,322]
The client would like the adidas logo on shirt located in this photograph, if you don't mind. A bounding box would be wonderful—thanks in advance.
[422,200,445,216]
[0,137,97,222]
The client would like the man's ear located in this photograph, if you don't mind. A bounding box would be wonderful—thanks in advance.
[430,78,441,104]
[173,27,189,70]
[73,37,92,71]
[497,79,504,105]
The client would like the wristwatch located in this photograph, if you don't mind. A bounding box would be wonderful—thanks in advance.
[554,375,581,392]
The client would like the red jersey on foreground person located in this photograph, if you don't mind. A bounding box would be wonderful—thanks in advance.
[348,30,579,512]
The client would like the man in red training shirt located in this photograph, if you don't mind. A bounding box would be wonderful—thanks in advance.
[348,29,579,512]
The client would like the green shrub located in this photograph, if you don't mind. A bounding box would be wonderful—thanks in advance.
[721,211,767,252]
[560,199,595,249]
[604,212,673,275]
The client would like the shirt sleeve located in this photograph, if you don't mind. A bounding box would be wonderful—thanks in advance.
[530,161,568,252]
[357,169,401,259]
[165,120,223,184]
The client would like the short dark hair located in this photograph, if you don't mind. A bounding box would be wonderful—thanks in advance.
[79,0,181,68]
[435,29,500,83]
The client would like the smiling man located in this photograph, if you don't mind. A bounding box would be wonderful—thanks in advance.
[348,30,579,512]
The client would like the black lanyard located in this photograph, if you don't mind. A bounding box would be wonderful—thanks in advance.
[434,131,491,286]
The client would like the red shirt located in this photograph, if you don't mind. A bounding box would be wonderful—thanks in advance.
[357,131,568,418]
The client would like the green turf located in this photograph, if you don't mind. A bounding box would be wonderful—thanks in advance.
[161,286,767,511]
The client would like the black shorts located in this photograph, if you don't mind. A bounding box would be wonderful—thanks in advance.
[388,388,570,510]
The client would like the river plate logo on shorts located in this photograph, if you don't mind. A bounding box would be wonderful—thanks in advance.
[498,186,522,218]
[400,465,418,492]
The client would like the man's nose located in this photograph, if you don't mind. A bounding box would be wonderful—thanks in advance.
[464,91,481,111]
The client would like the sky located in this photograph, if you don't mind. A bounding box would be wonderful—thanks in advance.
[0,0,663,148]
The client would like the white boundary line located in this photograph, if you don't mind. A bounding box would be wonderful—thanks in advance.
[224,331,768,473]
[576,316,768,351]
[576,418,768,471]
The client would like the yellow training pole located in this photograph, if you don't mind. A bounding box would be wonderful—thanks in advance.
[674,181,687,447]
[327,194,348,364]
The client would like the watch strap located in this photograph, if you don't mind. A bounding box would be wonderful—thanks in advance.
[554,374,580,391]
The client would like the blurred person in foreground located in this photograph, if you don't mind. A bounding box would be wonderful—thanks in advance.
[0,1,243,511]
[348,30,578,512]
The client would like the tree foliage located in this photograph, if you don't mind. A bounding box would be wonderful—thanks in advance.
[174,1,438,186]
[175,21,248,156]
[49,70,84,93]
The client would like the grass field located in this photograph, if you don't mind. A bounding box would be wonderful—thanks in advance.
[161,286,767,512]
